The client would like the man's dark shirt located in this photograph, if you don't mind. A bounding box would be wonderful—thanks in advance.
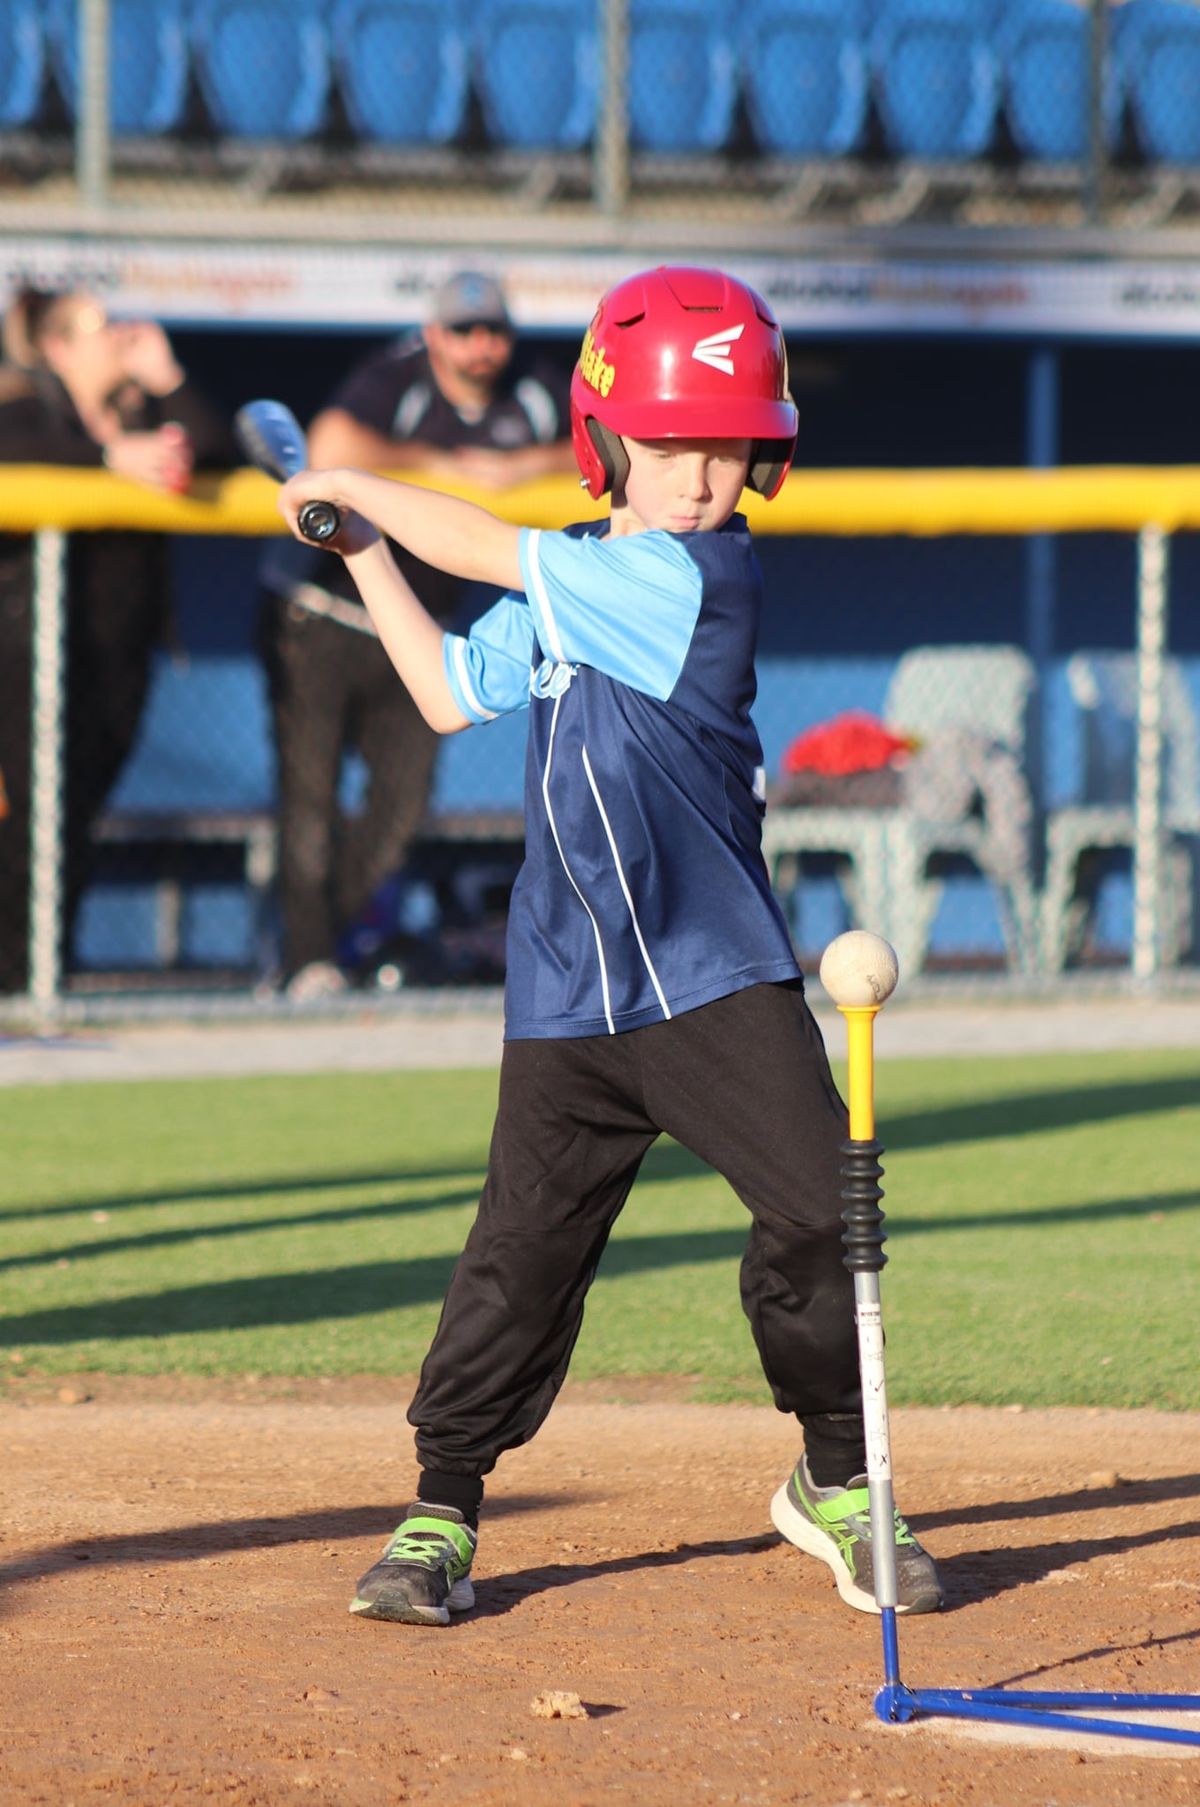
[261,334,571,623]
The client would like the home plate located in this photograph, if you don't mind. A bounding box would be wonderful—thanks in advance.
[878,1710,1200,1757]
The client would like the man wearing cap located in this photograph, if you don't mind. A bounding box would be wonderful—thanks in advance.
[259,271,574,1000]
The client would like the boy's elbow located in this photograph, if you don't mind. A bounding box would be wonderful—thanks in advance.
[423,700,474,735]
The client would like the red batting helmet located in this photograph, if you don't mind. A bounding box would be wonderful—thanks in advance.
[570,265,798,502]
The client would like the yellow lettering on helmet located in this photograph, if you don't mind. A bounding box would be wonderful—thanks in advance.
[579,327,616,399]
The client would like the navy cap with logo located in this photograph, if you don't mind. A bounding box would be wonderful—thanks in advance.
[431,271,513,331]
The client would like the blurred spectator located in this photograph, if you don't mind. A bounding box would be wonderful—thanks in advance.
[0,285,237,995]
[259,271,575,1001]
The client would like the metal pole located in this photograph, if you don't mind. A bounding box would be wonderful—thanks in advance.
[1084,0,1108,225]
[1131,526,1169,982]
[1024,346,1060,819]
[78,0,111,213]
[839,1006,901,1649]
[1023,347,1059,671]
[595,0,630,217]
[28,530,67,1015]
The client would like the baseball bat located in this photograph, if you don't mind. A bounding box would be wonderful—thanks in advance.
[234,399,343,545]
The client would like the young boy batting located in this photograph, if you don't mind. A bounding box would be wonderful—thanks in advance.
[278,266,942,1628]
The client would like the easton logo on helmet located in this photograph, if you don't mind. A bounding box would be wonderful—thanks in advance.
[579,327,616,397]
[691,324,744,375]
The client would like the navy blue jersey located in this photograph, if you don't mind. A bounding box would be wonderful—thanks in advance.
[442,515,800,1039]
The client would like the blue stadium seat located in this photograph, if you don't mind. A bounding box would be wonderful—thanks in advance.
[0,0,45,128]
[871,0,1000,161]
[474,0,597,150]
[192,0,331,139]
[332,0,470,146]
[1118,0,1200,166]
[48,0,188,134]
[741,0,871,158]
[628,0,738,153]
[1000,0,1122,163]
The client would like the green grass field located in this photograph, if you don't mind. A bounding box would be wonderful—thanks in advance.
[2,1048,1197,1408]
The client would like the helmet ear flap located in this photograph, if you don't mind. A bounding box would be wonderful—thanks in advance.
[748,437,796,502]
[588,419,629,497]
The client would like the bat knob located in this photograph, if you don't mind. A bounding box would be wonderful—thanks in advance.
[297,500,342,544]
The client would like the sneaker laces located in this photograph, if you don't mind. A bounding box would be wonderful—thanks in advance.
[825,1476,920,1549]
[383,1519,463,1569]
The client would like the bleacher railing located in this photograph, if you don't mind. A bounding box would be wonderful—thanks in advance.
[3,462,1198,1017]
[10,0,1200,233]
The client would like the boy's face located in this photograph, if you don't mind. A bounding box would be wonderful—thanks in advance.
[614,436,752,537]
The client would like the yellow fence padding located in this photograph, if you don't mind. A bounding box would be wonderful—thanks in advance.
[2,464,1200,536]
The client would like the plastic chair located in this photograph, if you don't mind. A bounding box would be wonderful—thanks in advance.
[1040,652,1200,972]
[628,0,738,153]
[870,0,1001,160]
[883,643,1040,976]
[1000,0,1124,164]
[762,645,1040,977]
[1118,0,1200,166]
[741,0,871,158]
[332,0,470,145]
[192,0,331,139]
[48,0,189,134]
[474,0,597,149]
[0,0,45,128]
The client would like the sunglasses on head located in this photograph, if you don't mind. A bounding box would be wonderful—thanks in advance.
[445,319,511,337]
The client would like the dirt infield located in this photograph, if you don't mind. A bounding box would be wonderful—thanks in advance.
[3,1383,1199,1806]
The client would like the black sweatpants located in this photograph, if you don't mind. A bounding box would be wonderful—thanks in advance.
[260,593,440,976]
[409,980,863,1483]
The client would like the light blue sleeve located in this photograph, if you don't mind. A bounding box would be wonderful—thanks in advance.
[518,526,702,700]
[442,593,535,723]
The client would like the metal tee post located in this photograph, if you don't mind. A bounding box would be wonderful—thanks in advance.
[839,997,903,1698]
[821,931,1200,1747]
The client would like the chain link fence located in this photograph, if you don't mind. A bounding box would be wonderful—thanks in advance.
[2,1,1200,1010]
[3,1,1200,233]
[1,474,1197,1014]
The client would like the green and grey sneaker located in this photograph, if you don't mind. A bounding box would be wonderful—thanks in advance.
[350,1502,477,1626]
[771,1456,942,1616]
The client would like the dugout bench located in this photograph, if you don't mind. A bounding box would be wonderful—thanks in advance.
[87,804,525,980]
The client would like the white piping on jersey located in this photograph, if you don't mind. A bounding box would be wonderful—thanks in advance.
[581,746,672,1024]
[450,637,498,721]
[542,692,615,1035]
[524,528,567,662]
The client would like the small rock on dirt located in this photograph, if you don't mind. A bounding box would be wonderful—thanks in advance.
[531,1690,588,1720]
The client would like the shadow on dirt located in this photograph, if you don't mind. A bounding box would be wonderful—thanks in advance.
[468,1474,1200,1624]
[997,1623,1200,1686]
[914,1471,1200,1610]
[467,1531,780,1624]
[0,1492,568,1612]
[937,1519,1200,1607]
[918,1470,1200,1533]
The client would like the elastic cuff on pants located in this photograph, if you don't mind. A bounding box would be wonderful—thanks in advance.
[799,1412,868,1490]
[417,1469,484,1528]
